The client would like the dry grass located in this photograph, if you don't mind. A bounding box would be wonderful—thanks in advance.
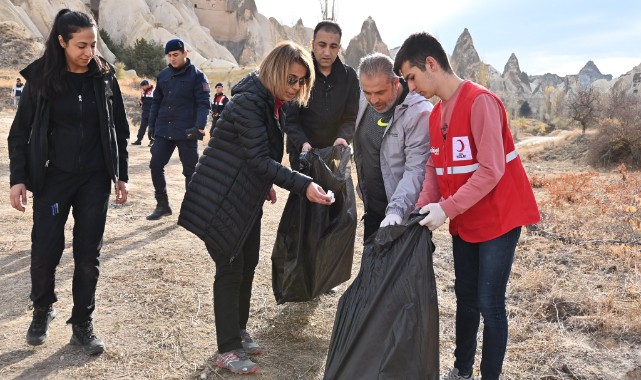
[1,105,641,379]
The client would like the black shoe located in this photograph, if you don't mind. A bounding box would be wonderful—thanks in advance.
[132,139,142,145]
[146,204,172,220]
[26,305,57,346]
[70,321,105,355]
[148,140,154,147]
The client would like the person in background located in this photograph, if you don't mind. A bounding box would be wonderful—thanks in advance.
[178,41,332,375]
[132,79,155,146]
[146,38,210,220]
[7,8,129,355]
[284,20,359,170]
[11,78,24,108]
[209,82,229,137]
[353,53,432,241]
[394,32,541,380]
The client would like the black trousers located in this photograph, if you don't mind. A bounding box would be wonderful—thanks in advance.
[136,113,153,141]
[30,167,111,324]
[149,136,198,194]
[363,208,385,242]
[211,211,262,353]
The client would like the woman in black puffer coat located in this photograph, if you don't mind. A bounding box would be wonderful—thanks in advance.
[178,41,332,374]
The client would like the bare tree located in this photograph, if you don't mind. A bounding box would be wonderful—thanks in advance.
[319,0,336,21]
[568,87,600,134]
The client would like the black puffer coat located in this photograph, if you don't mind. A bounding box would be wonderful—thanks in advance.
[178,72,312,263]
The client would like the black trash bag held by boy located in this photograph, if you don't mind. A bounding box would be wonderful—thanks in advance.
[324,214,439,380]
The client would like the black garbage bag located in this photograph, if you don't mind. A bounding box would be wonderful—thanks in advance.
[323,214,439,380]
[271,146,357,304]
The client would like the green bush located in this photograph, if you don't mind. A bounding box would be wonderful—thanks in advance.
[100,29,165,78]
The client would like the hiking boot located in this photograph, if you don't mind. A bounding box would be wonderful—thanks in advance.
[148,139,155,147]
[444,368,476,379]
[240,330,262,355]
[146,192,172,220]
[131,139,142,145]
[216,349,259,374]
[26,305,56,346]
[70,321,105,355]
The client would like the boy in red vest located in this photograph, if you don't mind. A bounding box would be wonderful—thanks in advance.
[394,32,540,380]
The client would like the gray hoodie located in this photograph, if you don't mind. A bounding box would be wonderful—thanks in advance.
[354,91,433,220]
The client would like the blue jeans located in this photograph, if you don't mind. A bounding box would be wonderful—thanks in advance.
[452,227,521,380]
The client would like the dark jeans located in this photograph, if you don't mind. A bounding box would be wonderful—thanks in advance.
[136,114,154,141]
[211,211,262,353]
[363,208,385,242]
[30,167,111,324]
[209,116,220,137]
[149,136,198,194]
[452,227,521,380]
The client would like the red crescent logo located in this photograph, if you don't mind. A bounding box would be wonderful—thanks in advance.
[456,139,465,152]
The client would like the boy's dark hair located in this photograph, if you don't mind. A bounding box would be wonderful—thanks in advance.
[393,32,452,76]
[313,21,342,39]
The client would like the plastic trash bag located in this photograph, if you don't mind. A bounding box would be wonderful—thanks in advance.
[324,214,439,380]
[271,145,357,304]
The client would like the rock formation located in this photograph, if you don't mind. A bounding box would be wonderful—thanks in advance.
[343,16,389,69]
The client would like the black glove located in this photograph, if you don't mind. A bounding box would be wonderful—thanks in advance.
[185,127,205,140]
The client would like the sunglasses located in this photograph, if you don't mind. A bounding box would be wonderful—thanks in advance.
[287,75,307,87]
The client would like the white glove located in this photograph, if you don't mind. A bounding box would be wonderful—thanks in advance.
[380,214,402,227]
[418,203,447,231]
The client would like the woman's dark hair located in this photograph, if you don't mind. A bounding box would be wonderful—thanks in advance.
[31,9,102,98]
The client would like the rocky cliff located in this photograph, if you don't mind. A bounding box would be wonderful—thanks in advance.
[344,17,389,69]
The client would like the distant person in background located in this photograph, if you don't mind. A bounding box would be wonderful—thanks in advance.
[353,53,432,241]
[132,79,155,146]
[178,41,333,375]
[146,38,211,221]
[284,20,359,170]
[394,32,540,380]
[209,82,228,137]
[11,78,24,108]
[7,8,129,355]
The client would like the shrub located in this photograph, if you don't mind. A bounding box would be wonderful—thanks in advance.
[99,29,165,78]
[587,118,641,169]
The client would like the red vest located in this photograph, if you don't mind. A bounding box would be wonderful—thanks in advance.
[430,82,540,242]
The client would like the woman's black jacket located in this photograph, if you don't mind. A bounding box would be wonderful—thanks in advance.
[7,56,129,195]
[178,72,312,263]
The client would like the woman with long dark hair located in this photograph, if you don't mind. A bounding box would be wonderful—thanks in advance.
[179,41,332,374]
[8,9,129,355]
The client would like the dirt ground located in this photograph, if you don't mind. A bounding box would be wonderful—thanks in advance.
[1,104,641,380]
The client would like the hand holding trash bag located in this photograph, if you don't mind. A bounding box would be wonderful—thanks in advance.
[380,214,402,227]
[419,203,448,230]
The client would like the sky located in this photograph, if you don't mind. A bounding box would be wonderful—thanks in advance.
[253,0,641,78]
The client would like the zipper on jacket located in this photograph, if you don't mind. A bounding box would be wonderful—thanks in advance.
[78,93,84,169]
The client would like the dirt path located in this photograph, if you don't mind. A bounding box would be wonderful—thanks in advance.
[1,109,640,379]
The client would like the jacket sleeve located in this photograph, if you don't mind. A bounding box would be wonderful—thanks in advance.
[283,103,310,151]
[148,74,163,129]
[7,83,36,187]
[236,95,311,195]
[336,66,359,143]
[385,104,431,219]
[193,71,211,128]
[111,76,130,182]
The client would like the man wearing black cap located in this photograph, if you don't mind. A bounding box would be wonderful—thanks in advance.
[209,82,228,137]
[146,38,211,220]
[133,79,155,146]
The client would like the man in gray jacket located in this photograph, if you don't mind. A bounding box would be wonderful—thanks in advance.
[353,53,433,240]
